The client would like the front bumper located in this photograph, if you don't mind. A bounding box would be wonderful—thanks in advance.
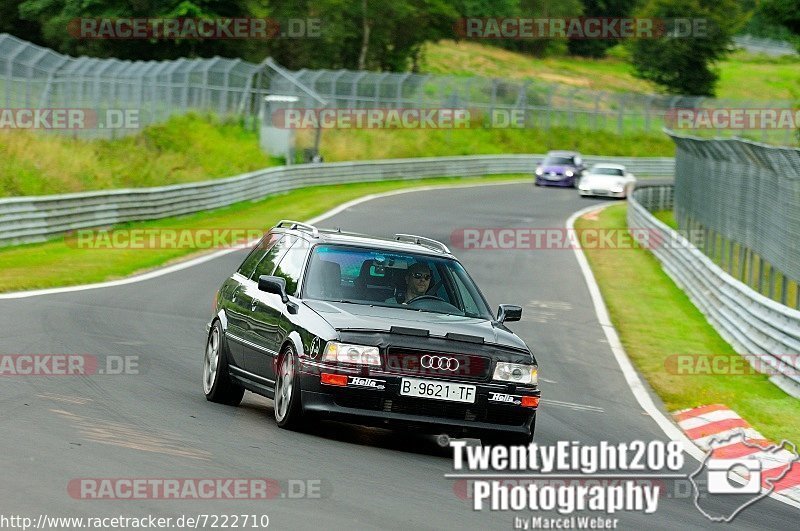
[536,176,575,187]
[579,188,626,198]
[297,361,538,437]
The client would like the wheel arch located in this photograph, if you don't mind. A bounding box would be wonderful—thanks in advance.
[215,309,229,330]
[281,330,304,358]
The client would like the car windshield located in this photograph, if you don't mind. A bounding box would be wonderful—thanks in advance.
[543,156,574,166]
[303,244,494,319]
[592,167,624,176]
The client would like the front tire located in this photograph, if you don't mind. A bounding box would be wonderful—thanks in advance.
[203,321,245,406]
[274,345,304,430]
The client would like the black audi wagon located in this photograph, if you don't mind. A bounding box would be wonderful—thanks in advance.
[203,220,540,444]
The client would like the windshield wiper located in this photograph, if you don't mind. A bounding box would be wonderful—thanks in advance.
[410,307,465,317]
[328,299,363,305]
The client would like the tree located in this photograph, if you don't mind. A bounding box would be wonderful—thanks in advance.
[760,0,800,43]
[566,0,639,58]
[11,0,459,71]
[1,0,45,45]
[629,0,745,96]
[17,0,270,60]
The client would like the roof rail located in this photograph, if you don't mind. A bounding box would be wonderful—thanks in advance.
[275,219,319,237]
[394,234,451,254]
[318,227,366,238]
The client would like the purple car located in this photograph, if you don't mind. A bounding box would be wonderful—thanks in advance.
[534,151,586,188]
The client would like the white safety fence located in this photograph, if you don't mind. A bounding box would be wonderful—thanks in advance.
[628,184,800,398]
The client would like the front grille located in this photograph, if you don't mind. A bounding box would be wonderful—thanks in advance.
[385,349,491,381]
[332,392,528,426]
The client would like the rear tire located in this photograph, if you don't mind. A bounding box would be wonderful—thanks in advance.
[274,345,305,430]
[203,321,245,406]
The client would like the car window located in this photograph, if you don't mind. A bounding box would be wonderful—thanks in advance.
[237,234,281,278]
[451,271,481,317]
[303,244,493,319]
[251,234,296,281]
[273,238,310,296]
[544,156,574,165]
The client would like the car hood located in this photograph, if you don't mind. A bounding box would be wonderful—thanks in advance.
[582,175,625,187]
[304,300,529,351]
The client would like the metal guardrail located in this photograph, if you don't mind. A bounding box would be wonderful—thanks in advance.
[733,35,798,57]
[628,184,800,398]
[0,155,674,246]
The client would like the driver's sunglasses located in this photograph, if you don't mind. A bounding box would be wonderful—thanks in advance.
[412,272,432,280]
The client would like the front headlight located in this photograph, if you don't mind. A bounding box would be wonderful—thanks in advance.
[493,362,538,385]
[535,168,543,176]
[565,170,574,177]
[323,342,381,366]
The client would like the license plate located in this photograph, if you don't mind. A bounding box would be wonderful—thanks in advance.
[400,377,476,403]
[546,174,562,180]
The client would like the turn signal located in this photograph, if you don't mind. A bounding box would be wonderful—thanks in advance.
[521,396,540,408]
[320,373,348,386]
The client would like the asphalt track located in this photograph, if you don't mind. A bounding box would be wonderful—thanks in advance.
[0,182,796,530]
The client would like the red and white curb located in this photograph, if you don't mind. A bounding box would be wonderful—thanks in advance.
[674,404,800,503]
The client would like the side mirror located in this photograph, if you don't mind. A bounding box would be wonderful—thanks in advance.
[258,275,289,304]
[497,304,522,323]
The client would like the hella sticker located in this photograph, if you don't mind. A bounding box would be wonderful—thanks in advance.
[489,392,521,405]
[348,377,385,390]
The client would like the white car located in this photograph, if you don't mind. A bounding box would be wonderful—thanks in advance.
[578,163,636,199]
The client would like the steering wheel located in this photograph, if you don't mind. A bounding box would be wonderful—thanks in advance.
[406,294,446,304]
[406,294,465,315]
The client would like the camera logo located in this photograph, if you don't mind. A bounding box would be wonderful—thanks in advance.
[690,430,799,522]
[706,458,762,494]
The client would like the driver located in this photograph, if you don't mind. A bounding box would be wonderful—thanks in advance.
[387,262,432,305]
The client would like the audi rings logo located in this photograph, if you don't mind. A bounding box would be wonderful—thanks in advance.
[420,355,460,371]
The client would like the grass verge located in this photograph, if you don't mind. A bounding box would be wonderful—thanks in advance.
[0,113,278,197]
[304,126,675,161]
[0,175,524,293]
[422,40,800,101]
[575,203,800,443]
[1,112,674,198]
